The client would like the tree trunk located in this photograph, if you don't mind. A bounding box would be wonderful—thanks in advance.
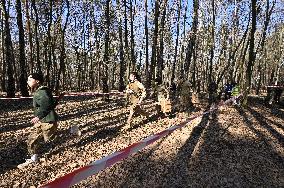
[16,0,29,96]
[25,0,34,74]
[1,0,16,97]
[255,0,275,95]
[124,0,130,79]
[243,0,257,106]
[46,0,53,87]
[117,0,125,91]
[103,0,111,100]
[171,0,181,84]
[130,0,135,70]
[150,0,160,82]
[0,10,6,91]
[157,0,168,84]
[31,0,42,74]
[184,0,199,81]
[145,0,150,87]
[207,0,216,104]
[55,0,69,93]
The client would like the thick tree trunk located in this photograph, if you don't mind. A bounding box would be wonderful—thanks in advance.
[157,0,168,84]
[0,10,6,91]
[46,0,53,88]
[25,0,34,73]
[31,0,42,74]
[103,0,111,101]
[55,0,69,93]
[243,0,257,106]
[16,0,29,96]
[150,0,160,82]
[124,0,130,79]
[130,0,135,70]
[145,0,150,87]
[1,0,16,97]
[184,0,199,82]
[171,0,181,84]
[117,0,125,91]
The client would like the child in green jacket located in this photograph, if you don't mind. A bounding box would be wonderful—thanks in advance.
[231,82,240,105]
[18,73,58,168]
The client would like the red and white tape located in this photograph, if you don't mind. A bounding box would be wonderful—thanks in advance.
[40,96,238,188]
[266,85,284,88]
[0,91,124,100]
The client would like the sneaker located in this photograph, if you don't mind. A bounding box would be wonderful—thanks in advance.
[31,154,38,162]
[17,154,38,169]
[70,125,81,136]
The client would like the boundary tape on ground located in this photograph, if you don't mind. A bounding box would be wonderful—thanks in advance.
[0,91,124,100]
[40,96,239,188]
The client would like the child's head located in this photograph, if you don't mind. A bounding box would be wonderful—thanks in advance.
[129,72,140,82]
[27,73,44,89]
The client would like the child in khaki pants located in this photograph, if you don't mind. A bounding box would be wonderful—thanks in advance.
[18,73,58,168]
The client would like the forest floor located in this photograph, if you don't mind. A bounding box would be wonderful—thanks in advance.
[0,94,283,188]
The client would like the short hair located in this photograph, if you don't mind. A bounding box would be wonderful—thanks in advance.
[130,72,141,81]
[29,73,44,84]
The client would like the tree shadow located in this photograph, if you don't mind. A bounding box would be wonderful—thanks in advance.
[81,132,173,187]
[0,140,28,175]
[47,110,129,157]
[83,108,212,187]
[59,98,126,121]
[246,106,284,147]
[85,104,284,187]
[236,107,284,165]
[0,99,32,114]
[161,108,213,187]
[0,119,32,134]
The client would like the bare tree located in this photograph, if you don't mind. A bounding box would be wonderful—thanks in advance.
[31,0,42,74]
[243,0,257,106]
[171,0,181,84]
[1,0,16,97]
[16,0,29,96]
[150,0,160,82]
[117,0,126,91]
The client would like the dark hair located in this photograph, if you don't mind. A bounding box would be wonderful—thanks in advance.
[30,73,44,84]
[130,72,141,81]
[154,78,162,85]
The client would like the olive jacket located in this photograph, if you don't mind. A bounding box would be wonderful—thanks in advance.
[33,86,58,122]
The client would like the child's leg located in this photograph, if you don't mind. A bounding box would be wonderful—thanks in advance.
[27,125,42,155]
[136,105,150,117]
[41,122,58,142]
[126,105,136,127]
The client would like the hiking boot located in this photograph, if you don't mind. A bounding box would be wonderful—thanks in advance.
[17,154,38,169]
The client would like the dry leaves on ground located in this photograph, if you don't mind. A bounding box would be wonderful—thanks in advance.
[0,95,283,187]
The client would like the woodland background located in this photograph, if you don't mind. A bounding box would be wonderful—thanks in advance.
[0,1,284,187]
[0,0,284,100]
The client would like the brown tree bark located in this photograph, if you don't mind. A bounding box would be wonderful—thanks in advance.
[55,0,70,93]
[243,0,257,106]
[150,0,160,82]
[16,0,29,96]
[117,0,126,91]
[130,0,136,70]
[184,0,199,84]
[157,0,168,84]
[46,0,53,88]
[0,10,6,91]
[145,0,150,87]
[25,0,34,73]
[102,0,111,101]
[31,0,42,74]
[171,0,181,84]
[1,0,16,97]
